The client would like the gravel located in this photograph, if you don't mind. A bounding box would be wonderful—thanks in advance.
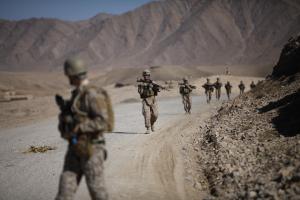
[194,73,300,199]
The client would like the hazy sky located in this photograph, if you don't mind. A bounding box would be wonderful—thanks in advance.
[0,0,154,21]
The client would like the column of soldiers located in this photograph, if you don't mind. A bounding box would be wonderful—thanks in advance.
[202,78,256,102]
[54,59,258,199]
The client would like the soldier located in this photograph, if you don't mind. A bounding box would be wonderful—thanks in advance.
[250,81,256,89]
[214,77,222,100]
[137,69,165,134]
[224,81,232,100]
[179,77,196,114]
[55,58,114,200]
[238,80,245,95]
[202,78,214,103]
[225,67,230,75]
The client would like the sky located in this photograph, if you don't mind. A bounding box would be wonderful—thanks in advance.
[0,0,154,21]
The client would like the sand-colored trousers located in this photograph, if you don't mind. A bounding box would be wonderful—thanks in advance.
[55,144,108,200]
[142,96,158,128]
[182,94,191,112]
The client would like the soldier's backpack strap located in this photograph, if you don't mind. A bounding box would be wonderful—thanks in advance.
[87,85,115,133]
[97,87,114,132]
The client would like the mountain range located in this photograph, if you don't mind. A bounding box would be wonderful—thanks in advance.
[0,0,300,73]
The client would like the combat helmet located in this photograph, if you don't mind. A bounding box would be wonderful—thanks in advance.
[183,77,188,82]
[143,69,151,76]
[64,58,87,77]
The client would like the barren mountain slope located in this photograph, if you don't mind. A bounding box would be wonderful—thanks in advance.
[0,13,113,71]
[0,0,300,72]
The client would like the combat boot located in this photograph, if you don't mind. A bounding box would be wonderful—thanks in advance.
[151,125,155,132]
[145,128,150,134]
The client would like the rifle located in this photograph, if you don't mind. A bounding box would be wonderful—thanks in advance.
[202,83,214,92]
[137,78,169,92]
[178,83,196,89]
[55,94,77,144]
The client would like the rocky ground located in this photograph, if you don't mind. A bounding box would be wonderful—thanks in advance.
[193,52,300,199]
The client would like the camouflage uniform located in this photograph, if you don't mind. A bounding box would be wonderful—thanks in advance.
[238,81,245,95]
[224,81,232,100]
[56,59,113,200]
[179,79,196,113]
[202,79,214,103]
[138,70,162,134]
[214,78,222,100]
[142,96,158,130]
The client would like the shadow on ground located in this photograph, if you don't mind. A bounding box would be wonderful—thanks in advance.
[111,131,143,135]
[259,89,300,137]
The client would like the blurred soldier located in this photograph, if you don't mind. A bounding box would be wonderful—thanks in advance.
[55,58,114,200]
[202,78,214,103]
[250,81,256,89]
[238,80,245,95]
[137,69,166,134]
[225,67,230,75]
[224,81,232,100]
[179,77,196,114]
[214,77,223,100]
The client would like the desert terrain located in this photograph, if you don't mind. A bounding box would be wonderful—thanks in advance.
[0,94,217,200]
[0,0,299,199]
[0,64,264,200]
[0,65,263,129]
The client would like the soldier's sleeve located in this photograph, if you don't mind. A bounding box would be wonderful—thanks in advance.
[78,89,107,133]
[187,85,193,90]
[138,83,143,94]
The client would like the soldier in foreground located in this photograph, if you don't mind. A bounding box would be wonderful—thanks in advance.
[202,78,214,103]
[224,81,232,100]
[250,81,256,89]
[238,80,245,95]
[214,77,223,100]
[137,69,165,134]
[179,77,196,114]
[55,58,114,200]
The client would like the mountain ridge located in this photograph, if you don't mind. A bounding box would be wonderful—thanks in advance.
[0,0,299,73]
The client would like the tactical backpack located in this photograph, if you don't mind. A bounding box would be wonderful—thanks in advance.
[84,86,114,133]
[56,85,114,158]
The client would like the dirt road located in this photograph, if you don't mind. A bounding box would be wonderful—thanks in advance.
[0,95,224,200]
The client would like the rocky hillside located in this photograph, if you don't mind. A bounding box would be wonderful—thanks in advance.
[193,31,300,199]
[0,0,300,72]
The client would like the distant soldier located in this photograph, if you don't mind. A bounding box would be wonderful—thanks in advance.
[250,81,256,89]
[225,67,230,75]
[202,78,214,103]
[238,81,245,95]
[214,77,223,100]
[224,81,232,100]
[179,77,196,114]
[137,69,166,134]
[55,58,114,200]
